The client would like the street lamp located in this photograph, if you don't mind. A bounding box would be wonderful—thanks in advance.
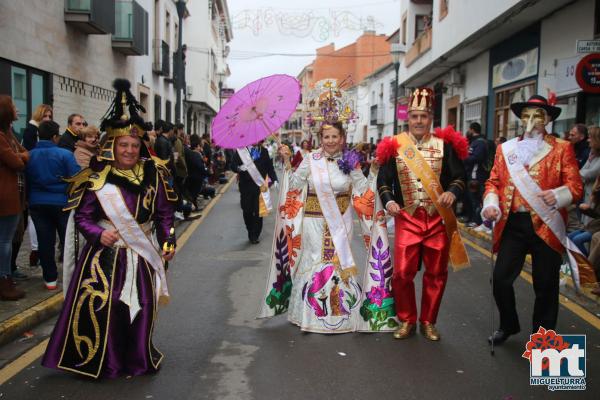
[391,43,404,135]
[175,0,188,124]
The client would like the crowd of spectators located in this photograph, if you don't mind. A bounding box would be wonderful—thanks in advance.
[0,94,230,301]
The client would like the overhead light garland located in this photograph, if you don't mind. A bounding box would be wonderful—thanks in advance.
[232,8,384,42]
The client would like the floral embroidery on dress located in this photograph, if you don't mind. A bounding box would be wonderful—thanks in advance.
[279,189,303,219]
[353,188,375,221]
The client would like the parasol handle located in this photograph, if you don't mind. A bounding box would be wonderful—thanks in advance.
[259,118,284,147]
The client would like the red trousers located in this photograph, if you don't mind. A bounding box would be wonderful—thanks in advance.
[393,207,449,324]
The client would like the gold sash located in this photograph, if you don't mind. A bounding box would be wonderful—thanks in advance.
[395,133,470,271]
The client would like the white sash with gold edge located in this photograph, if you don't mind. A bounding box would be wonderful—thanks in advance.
[502,138,586,289]
[96,183,169,319]
[309,152,356,271]
[237,147,273,216]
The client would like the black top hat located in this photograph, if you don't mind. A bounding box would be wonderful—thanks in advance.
[510,95,561,121]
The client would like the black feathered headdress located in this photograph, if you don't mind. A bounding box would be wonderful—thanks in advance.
[99,79,151,161]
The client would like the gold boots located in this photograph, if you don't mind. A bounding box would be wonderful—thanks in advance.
[420,322,440,341]
[393,321,416,339]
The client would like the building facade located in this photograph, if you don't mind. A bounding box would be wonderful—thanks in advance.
[184,0,232,138]
[395,0,600,140]
[0,0,139,137]
[0,0,212,140]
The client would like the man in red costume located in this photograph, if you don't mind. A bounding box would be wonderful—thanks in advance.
[482,95,586,345]
[376,88,468,341]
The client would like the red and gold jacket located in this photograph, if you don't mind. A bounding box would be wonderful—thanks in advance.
[376,126,468,217]
[483,134,583,253]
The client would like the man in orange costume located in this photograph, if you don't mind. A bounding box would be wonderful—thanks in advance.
[376,88,467,341]
[482,95,583,345]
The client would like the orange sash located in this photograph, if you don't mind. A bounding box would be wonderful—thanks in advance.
[395,133,470,271]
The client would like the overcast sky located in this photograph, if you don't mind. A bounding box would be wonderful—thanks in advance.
[226,0,401,90]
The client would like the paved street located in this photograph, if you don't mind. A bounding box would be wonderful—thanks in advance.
[0,181,598,399]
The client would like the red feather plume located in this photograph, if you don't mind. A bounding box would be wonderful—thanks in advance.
[434,125,468,160]
[376,136,400,165]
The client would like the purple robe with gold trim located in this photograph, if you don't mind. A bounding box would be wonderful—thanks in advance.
[42,161,174,378]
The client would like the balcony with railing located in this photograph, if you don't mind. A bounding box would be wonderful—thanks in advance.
[404,27,432,67]
[64,0,115,34]
[112,0,148,56]
[370,105,384,126]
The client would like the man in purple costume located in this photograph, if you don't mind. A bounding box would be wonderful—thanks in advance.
[42,79,177,379]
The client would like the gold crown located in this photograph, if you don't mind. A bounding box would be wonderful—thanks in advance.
[408,88,434,113]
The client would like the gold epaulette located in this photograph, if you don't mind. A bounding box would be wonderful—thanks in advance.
[63,164,111,211]
[151,157,178,202]
[151,156,171,173]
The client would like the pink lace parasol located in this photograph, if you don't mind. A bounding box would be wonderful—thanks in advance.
[211,74,301,149]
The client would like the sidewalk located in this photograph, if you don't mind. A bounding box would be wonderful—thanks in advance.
[459,223,600,320]
[0,174,234,347]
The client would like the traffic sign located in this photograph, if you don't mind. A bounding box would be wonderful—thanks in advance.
[575,53,600,93]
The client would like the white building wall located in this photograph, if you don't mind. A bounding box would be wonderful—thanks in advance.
[400,0,522,82]
[185,0,218,112]
[354,83,371,144]
[185,0,230,113]
[133,0,178,124]
[365,66,396,143]
[464,51,490,102]
[538,0,595,97]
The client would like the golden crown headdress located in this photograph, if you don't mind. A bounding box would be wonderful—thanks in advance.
[408,87,434,113]
[306,78,356,128]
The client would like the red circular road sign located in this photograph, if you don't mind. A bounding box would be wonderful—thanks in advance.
[575,53,600,93]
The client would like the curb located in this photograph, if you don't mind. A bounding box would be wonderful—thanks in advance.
[0,176,234,348]
[0,294,63,348]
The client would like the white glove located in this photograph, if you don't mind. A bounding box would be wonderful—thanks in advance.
[272,181,279,189]
[238,164,248,172]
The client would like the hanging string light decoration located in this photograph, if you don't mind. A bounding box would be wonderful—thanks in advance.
[232,8,384,42]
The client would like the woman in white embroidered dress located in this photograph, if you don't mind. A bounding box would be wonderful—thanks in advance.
[275,122,374,333]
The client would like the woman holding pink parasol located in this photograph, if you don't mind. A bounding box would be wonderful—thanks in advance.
[258,80,398,333]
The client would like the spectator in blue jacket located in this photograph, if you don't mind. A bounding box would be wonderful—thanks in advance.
[26,120,80,290]
[463,122,489,229]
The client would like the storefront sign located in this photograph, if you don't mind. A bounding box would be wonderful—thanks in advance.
[397,104,408,121]
[492,48,539,88]
[220,88,235,98]
[577,40,600,54]
[575,53,600,94]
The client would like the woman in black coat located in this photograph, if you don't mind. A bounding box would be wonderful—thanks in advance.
[22,104,53,150]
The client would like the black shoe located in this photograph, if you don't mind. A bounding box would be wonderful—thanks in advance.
[488,329,518,345]
[249,238,260,244]
[11,269,29,281]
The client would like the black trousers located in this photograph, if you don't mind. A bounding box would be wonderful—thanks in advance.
[493,212,561,334]
[243,210,263,241]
